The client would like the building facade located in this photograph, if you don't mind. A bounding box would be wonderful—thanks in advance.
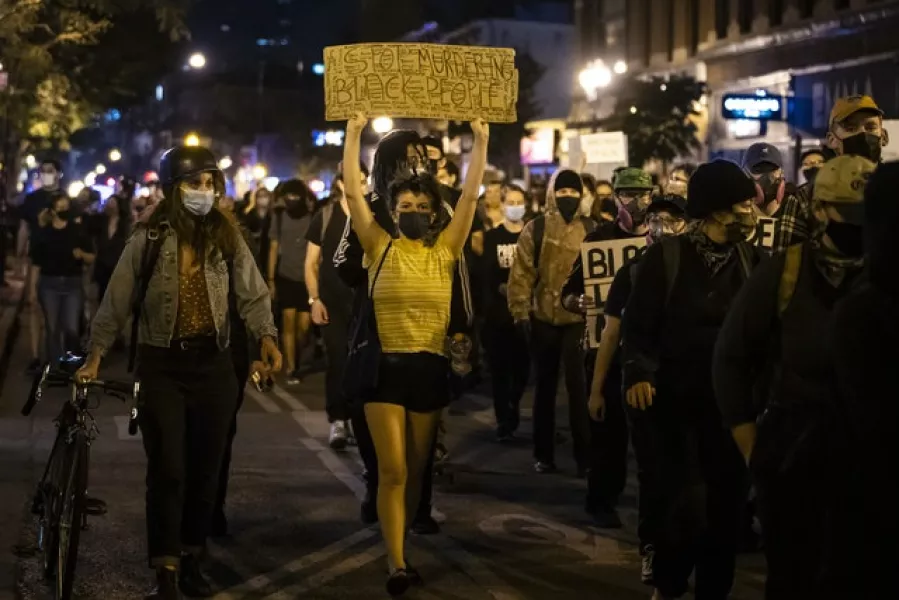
[575,0,899,177]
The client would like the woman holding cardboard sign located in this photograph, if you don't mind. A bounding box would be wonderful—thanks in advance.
[343,111,488,596]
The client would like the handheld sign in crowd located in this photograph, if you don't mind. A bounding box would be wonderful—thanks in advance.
[323,43,520,123]
[750,216,777,249]
[580,237,648,349]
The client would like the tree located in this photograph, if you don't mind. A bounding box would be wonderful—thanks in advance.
[599,73,706,171]
[484,49,544,179]
[0,0,191,190]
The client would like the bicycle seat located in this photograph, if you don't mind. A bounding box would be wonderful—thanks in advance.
[59,353,86,374]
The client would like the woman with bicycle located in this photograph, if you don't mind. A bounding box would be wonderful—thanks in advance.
[77,145,281,600]
[342,112,488,596]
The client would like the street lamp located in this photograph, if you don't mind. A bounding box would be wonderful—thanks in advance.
[188,52,207,70]
[68,181,85,198]
[613,60,628,75]
[218,156,233,170]
[372,116,394,134]
[95,164,107,175]
[184,133,200,147]
[85,172,97,186]
[252,164,267,180]
[109,149,122,162]
[579,59,613,101]
[25,155,36,169]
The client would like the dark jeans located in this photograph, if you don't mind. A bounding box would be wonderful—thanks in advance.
[321,305,350,422]
[638,392,748,599]
[137,340,238,567]
[38,275,83,365]
[586,365,628,512]
[216,332,252,515]
[531,319,589,468]
[352,400,434,517]
[484,321,530,433]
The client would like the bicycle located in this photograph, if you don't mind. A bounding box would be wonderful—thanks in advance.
[21,353,141,600]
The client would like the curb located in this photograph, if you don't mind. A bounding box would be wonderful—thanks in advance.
[0,282,26,395]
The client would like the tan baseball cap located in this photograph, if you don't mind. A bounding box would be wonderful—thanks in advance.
[812,155,877,204]
[829,95,883,129]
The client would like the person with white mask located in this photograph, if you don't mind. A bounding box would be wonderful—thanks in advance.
[481,184,531,441]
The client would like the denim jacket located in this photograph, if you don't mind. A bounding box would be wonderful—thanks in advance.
[90,224,277,356]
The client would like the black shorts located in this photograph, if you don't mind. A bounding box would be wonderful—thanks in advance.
[369,352,450,413]
[276,277,309,312]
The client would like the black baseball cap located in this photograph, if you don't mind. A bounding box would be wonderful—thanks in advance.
[742,143,783,172]
[647,193,687,216]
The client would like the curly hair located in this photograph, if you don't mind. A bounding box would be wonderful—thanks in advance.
[372,130,425,201]
[388,170,447,247]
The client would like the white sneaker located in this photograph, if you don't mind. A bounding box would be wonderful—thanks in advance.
[329,421,348,451]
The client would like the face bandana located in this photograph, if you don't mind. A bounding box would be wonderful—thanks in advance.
[717,211,757,244]
[555,196,580,223]
[397,212,430,240]
[840,132,882,162]
[182,188,215,217]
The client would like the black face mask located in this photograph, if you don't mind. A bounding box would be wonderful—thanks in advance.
[556,196,580,223]
[825,221,864,256]
[54,209,71,221]
[285,200,306,218]
[802,167,820,184]
[397,212,430,240]
[841,132,882,162]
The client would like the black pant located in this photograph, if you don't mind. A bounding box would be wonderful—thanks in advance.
[531,319,589,468]
[320,305,350,423]
[216,333,251,515]
[484,321,530,433]
[352,400,433,516]
[94,263,114,305]
[586,365,628,512]
[137,340,238,567]
[637,393,747,599]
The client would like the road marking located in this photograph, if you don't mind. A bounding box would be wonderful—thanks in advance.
[213,527,378,599]
[260,544,386,600]
[246,385,282,413]
[113,415,142,441]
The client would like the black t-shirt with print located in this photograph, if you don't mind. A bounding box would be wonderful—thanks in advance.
[32,222,93,276]
[602,255,640,366]
[306,204,353,315]
[482,224,522,324]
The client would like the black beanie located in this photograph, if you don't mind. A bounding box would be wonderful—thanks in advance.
[554,170,583,196]
[686,159,757,219]
[864,161,899,298]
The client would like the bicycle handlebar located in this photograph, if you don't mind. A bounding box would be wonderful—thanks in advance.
[21,364,141,424]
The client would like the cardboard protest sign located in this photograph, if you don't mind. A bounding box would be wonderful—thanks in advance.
[749,216,777,249]
[581,237,648,349]
[323,43,519,122]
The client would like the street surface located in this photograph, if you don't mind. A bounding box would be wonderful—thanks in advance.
[0,302,766,600]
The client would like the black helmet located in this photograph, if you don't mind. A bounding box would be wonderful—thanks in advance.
[158,146,223,200]
[159,146,220,185]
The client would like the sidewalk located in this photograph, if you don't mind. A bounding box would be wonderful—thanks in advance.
[0,269,26,600]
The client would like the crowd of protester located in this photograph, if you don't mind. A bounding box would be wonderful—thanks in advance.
[3,92,894,599]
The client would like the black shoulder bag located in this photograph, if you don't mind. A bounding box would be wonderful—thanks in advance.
[342,242,392,403]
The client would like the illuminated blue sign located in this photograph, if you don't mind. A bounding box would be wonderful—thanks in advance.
[722,94,783,121]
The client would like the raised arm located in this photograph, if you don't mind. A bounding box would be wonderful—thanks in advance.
[344,113,386,256]
[442,119,489,258]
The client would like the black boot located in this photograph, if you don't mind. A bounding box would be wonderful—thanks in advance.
[179,554,213,598]
[360,486,378,525]
[145,568,181,600]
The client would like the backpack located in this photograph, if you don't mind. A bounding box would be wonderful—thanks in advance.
[129,228,234,372]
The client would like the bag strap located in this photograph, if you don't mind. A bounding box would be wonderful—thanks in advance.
[735,242,754,280]
[532,215,546,270]
[128,228,165,372]
[777,244,802,316]
[661,236,680,308]
[368,241,392,297]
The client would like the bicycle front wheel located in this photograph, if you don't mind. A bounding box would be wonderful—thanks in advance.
[55,431,87,600]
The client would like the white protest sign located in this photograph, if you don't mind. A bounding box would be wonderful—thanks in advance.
[749,216,777,249]
[581,237,648,349]
[580,131,627,164]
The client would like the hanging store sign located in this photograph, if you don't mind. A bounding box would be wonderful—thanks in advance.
[721,94,784,121]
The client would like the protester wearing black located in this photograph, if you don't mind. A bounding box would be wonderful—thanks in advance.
[481,185,529,441]
[78,146,281,600]
[237,187,273,273]
[713,156,875,600]
[91,194,132,303]
[829,161,899,600]
[622,160,761,600]
[32,193,95,366]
